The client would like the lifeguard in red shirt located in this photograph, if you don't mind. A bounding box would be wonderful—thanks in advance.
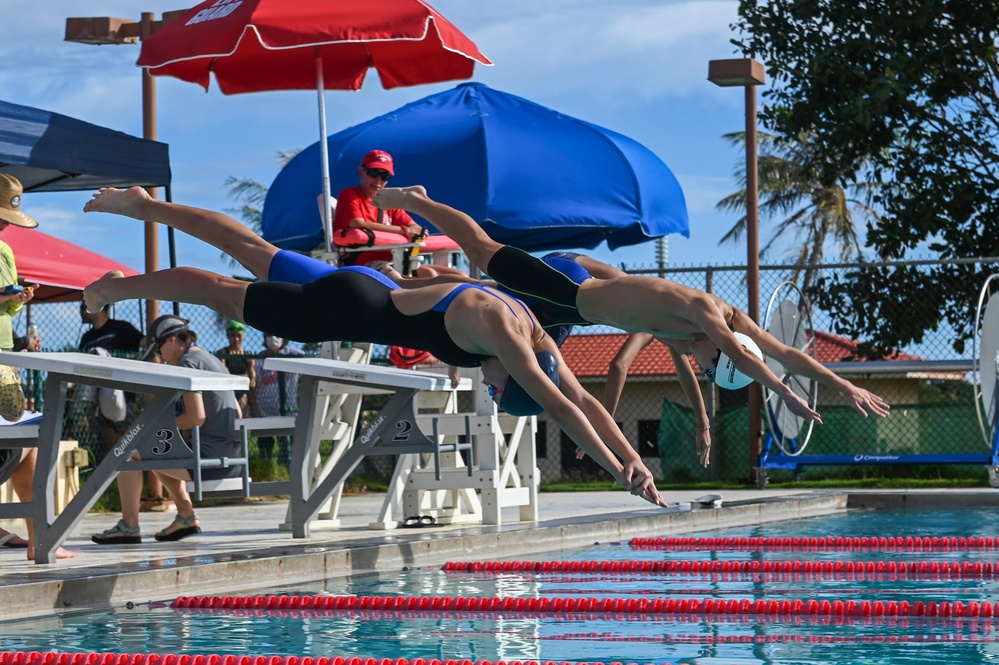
[333,149,424,269]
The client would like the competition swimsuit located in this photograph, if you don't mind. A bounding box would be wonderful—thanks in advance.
[490,249,593,345]
[242,250,526,367]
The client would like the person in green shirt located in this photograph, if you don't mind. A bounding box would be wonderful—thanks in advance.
[0,175,38,423]
[0,175,37,353]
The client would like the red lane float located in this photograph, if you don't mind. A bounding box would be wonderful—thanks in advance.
[628,536,998,551]
[0,655,660,665]
[169,595,999,619]
[441,559,997,578]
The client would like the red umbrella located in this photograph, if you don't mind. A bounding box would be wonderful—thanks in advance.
[3,225,139,303]
[137,0,492,251]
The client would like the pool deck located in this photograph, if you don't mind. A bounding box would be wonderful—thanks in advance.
[2,487,997,621]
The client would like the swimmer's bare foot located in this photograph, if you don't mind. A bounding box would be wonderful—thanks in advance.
[27,545,77,560]
[83,186,154,220]
[372,186,427,212]
[83,270,125,313]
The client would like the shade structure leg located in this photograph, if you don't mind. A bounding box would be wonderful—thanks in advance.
[316,46,333,254]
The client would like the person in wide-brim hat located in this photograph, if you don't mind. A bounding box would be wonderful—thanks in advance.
[0,173,36,356]
[0,175,39,229]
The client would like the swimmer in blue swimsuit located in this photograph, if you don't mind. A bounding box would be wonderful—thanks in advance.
[373,186,890,432]
[81,186,667,508]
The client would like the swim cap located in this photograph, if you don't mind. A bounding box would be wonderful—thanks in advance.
[499,351,560,416]
[713,332,763,390]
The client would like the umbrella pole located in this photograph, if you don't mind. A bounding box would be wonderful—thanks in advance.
[316,47,333,255]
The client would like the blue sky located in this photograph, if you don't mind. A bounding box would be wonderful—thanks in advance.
[1,0,773,278]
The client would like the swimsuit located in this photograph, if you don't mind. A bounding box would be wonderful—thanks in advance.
[431,282,535,326]
[489,247,593,334]
[243,251,492,367]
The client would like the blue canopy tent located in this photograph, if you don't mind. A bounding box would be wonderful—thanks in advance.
[262,82,688,252]
[0,98,172,303]
[0,99,171,192]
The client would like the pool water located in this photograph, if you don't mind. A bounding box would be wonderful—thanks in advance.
[4,507,999,664]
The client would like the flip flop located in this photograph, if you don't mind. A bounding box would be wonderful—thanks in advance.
[0,531,28,548]
[400,515,437,528]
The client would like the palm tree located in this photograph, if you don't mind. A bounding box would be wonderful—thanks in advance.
[716,131,880,293]
[222,149,300,271]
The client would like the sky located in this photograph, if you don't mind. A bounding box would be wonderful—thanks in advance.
[1,0,779,280]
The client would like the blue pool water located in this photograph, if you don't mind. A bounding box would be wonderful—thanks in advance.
[4,507,999,664]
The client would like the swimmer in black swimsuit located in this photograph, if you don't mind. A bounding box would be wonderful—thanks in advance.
[373,186,891,430]
[81,186,667,508]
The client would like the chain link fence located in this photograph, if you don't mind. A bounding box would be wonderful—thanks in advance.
[532,257,994,485]
[12,256,996,488]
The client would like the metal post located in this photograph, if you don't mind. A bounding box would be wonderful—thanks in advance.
[140,12,159,327]
[745,84,762,477]
[707,58,766,482]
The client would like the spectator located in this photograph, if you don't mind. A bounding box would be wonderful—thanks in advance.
[80,302,144,353]
[13,324,43,411]
[0,175,36,422]
[332,149,464,278]
[253,334,304,464]
[215,320,256,416]
[78,301,165,509]
[0,448,75,560]
[92,315,243,545]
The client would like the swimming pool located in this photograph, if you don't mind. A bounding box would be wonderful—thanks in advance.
[3,508,998,664]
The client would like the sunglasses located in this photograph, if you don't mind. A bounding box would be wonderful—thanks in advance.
[364,167,391,181]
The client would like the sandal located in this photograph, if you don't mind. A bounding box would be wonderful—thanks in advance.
[92,520,142,545]
[140,496,174,513]
[0,531,28,548]
[154,514,202,542]
[400,515,437,528]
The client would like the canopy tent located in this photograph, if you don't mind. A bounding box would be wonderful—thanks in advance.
[0,98,171,302]
[2,225,139,303]
[0,98,171,192]
[262,82,688,252]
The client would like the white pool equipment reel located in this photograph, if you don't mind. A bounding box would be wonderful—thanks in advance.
[762,281,819,456]
[973,274,999,486]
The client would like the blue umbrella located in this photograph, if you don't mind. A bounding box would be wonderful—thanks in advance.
[262,82,688,252]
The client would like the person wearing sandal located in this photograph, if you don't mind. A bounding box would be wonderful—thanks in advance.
[92,316,242,545]
[0,447,75,559]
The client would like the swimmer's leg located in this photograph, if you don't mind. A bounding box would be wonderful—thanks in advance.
[85,187,277,281]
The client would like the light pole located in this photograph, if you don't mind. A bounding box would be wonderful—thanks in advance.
[65,12,184,327]
[708,57,766,481]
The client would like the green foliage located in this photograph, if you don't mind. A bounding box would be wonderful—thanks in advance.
[918,378,975,405]
[717,131,876,292]
[734,0,999,353]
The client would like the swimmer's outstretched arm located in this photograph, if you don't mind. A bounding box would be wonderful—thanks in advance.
[493,335,667,507]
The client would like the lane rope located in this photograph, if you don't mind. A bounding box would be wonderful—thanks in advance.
[169,594,999,619]
[0,654,664,665]
[629,536,998,550]
[441,559,998,577]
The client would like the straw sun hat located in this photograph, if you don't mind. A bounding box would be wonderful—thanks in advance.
[0,174,39,228]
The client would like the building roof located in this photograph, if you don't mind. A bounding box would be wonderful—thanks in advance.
[558,330,927,379]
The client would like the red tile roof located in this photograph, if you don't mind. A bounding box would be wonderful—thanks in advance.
[559,330,925,379]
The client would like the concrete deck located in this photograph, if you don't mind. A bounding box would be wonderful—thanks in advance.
[2,487,996,622]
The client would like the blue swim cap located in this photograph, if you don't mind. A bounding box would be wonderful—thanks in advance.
[499,351,560,416]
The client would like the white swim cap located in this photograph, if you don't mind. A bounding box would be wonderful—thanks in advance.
[713,332,763,390]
